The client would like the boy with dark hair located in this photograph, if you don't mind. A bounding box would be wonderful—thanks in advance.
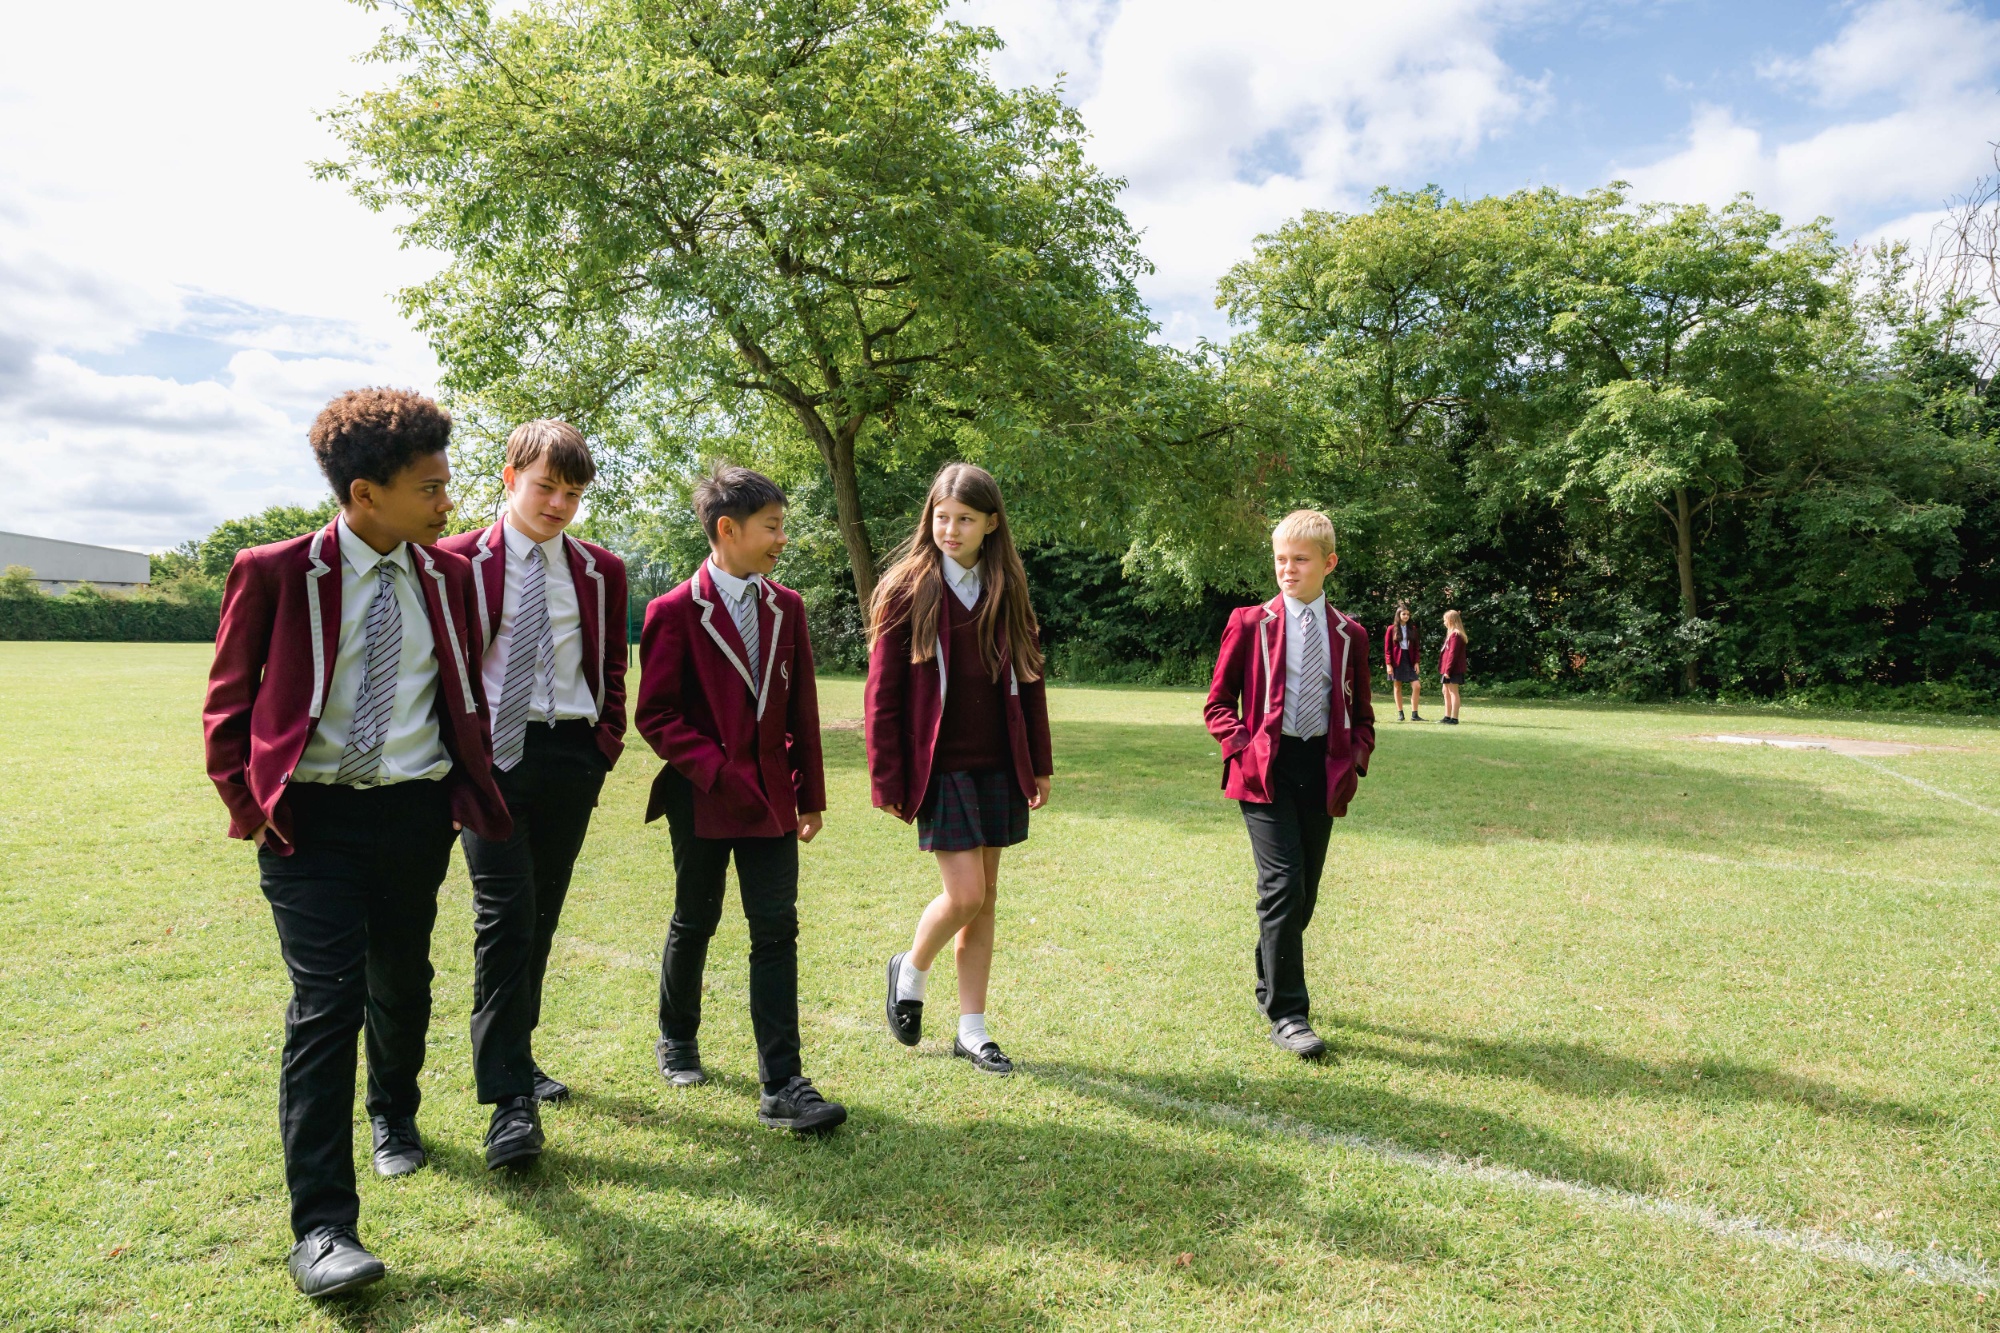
[635,463,844,1134]
[1204,509,1375,1061]
[204,388,510,1298]
[439,419,628,1166]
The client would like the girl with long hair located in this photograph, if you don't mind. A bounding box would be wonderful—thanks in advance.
[1438,610,1470,725]
[865,463,1053,1074]
[1382,603,1424,721]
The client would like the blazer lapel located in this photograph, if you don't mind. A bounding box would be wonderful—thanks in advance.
[692,565,758,701]
[469,520,505,652]
[1258,596,1284,723]
[304,521,340,719]
[753,580,782,722]
[564,534,608,714]
[411,543,477,715]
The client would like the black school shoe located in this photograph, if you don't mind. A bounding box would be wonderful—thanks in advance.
[884,952,923,1047]
[1409,710,1424,721]
[287,1225,385,1299]
[530,1063,570,1104]
[1269,1017,1331,1060]
[656,1037,709,1088]
[1398,709,1406,721]
[485,1095,545,1170]
[758,1076,848,1135]
[370,1115,425,1177]
[953,1037,1014,1075]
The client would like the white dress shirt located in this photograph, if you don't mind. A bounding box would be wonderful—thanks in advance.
[943,554,981,609]
[705,558,764,613]
[482,522,597,725]
[1399,623,1410,651]
[294,518,452,786]
[1280,592,1330,739]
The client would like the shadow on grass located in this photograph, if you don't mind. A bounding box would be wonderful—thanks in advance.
[1026,1058,1661,1196]
[1325,1016,1943,1130]
[318,1082,1453,1330]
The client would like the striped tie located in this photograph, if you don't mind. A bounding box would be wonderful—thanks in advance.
[492,543,553,772]
[335,561,403,785]
[1297,606,1330,737]
[732,579,762,693]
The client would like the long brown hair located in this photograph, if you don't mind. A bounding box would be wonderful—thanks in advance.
[867,462,1044,682]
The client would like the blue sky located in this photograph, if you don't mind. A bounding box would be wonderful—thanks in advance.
[2,0,1995,548]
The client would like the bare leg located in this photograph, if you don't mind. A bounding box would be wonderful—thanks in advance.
[1444,683,1460,718]
[1411,680,1423,715]
[908,849,995,974]
[1391,680,1405,713]
[953,848,1003,1016]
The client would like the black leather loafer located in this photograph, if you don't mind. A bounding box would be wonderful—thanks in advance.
[656,1036,709,1087]
[885,952,922,1047]
[370,1115,425,1177]
[757,1076,848,1135]
[952,1037,1014,1075]
[1269,1017,1331,1060]
[530,1063,571,1104]
[485,1095,545,1170]
[287,1225,385,1298]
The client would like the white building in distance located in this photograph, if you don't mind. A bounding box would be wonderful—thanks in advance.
[0,530,151,593]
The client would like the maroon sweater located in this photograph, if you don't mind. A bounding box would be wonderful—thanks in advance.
[934,588,1011,775]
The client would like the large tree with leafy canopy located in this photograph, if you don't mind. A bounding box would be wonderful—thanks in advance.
[323,0,1156,603]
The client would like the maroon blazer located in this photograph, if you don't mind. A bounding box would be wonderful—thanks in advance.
[203,520,512,855]
[864,592,1053,821]
[1382,621,1422,671]
[1439,631,1468,679]
[635,565,826,839]
[437,519,629,768]
[1204,596,1376,817]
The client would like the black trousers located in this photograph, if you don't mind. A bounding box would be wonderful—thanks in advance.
[460,719,608,1103]
[1238,734,1334,1025]
[257,779,456,1240]
[654,766,802,1088]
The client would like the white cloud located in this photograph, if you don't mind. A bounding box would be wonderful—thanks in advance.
[1625,0,2000,238]
[955,0,1547,340]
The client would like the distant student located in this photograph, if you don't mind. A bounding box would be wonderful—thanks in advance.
[439,420,627,1165]
[1204,509,1375,1059]
[634,464,844,1135]
[1382,603,1424,721]
[203,389,510,1299]
[870,463,1051,1076]
[1438,610,1469,725]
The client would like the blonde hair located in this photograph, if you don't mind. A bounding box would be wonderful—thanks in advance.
[1271,509,1336,557]
[1443,609,1469,643]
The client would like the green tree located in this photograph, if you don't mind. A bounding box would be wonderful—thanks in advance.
[324,0,1154,604]
[195,502,338,578]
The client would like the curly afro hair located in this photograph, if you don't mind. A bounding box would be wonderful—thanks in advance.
[309,388,453,505]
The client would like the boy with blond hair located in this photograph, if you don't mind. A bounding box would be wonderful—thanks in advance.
[1203,510,1376,1058]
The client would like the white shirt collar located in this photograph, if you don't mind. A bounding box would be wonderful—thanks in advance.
[336,516,411,578]
[943,555,980,590]
[706,557,760,604]
[503,518,566,566]
[1282,592,1326,621]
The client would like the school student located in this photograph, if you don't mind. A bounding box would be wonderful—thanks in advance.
[1382,604,1424,721]
[203,389,510,1299]
[1439,610,1470,725]
[869,463,1052,1075]
[634,464,844,1135]
[1203,509,1375,1059]
[438,420,627,1162]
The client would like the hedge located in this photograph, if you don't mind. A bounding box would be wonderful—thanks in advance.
[0,593,219,642]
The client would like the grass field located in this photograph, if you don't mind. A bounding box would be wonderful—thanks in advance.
[3,642,1999,1330]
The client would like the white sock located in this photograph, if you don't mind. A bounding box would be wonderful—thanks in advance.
[958,1013,991,1050]
[896,958,929,1003]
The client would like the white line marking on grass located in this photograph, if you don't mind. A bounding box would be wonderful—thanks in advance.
[1046,1072,1996,1290]
[1842,754,2000,820]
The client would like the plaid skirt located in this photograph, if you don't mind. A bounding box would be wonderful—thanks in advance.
[917,768,1030,852]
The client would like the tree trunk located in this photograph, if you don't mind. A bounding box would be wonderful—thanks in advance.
[1673,485,1699,693]
[789,402,877,605]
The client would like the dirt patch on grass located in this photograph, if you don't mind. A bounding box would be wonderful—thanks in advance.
[1693,732,1936,757]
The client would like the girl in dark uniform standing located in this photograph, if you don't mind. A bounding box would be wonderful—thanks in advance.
[1382,603,1424,721]
[1439,610,1470,725]
[867,464,1053,1075]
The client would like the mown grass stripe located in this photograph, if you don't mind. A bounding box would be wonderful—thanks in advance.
[1048,1071,1998,1291]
